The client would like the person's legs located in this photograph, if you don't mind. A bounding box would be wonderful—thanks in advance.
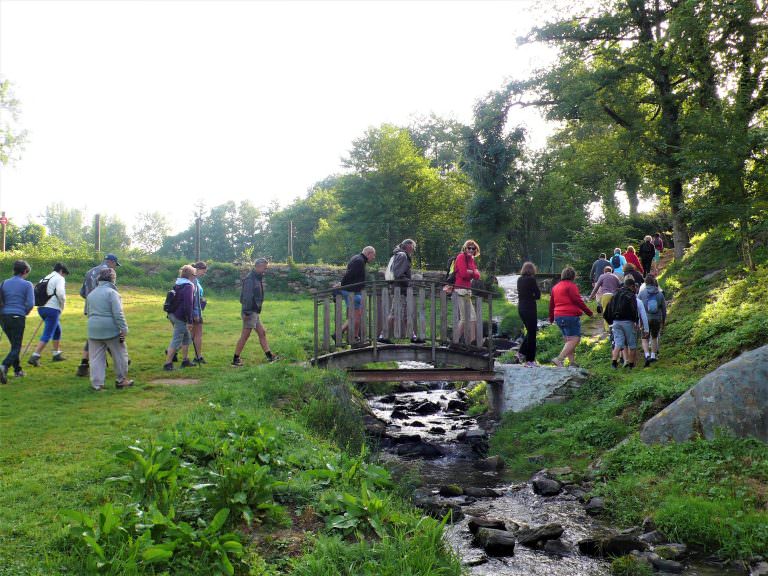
[553,317,580,365]
[234,328,252,356]
[191,321,203,360]
[255,324,272,355]
[1,315,26,374]
[563,336,580,364]
[106,337,129,383]
[611,321,629,368]
[88,339,107,389]
[520,308,538,362]
[600,294,613,331]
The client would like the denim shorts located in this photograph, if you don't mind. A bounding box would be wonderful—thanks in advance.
[612,320,637,349]
[341,290,363,310]
[555,316,581,338]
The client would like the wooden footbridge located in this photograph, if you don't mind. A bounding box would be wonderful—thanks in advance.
[312,279,497,383]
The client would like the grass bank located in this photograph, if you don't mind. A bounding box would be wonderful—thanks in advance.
[0,291,461,575]
[489,230,768,562]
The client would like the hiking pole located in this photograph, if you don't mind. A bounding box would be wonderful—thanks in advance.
[22,319,44,358]
[191,336,202,369]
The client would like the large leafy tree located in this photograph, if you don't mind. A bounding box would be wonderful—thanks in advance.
[0,78,27,166]
[131,211,171,254]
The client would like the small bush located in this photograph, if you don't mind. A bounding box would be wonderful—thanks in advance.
[610,555,653,576]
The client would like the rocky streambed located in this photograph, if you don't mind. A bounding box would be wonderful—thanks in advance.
[363,363,749,576]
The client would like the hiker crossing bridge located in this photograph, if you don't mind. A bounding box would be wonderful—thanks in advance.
[311,279,497,383]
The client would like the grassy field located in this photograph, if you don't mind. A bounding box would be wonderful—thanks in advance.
[0,289,462,575]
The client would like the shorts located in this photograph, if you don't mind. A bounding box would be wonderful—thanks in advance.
[341,290,363,310]
[455,289,476,322]
[168,313,192,349]
[647,319,661,338]
[242,312,262,329]
[555,316,581,338]
[612,320,637,350]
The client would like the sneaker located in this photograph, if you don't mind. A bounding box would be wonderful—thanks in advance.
[52,353,66,362]
[91,386,104,392]
[611,360,618,369]
[231,357,244,367]
[624,363,634,370]
[116,378,134,389]
[28,354,41,367]
[524,361,538,368]
[76,363,90,377]
[267,354,281,363]
[551,357,564,368]
[644,357,651,368]
[163,362,175,371]
[14,370,25,378]
[0,365,7,385]
[195,356,207,365]
[180,359,197,368]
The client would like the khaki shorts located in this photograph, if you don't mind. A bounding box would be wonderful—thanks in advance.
[242,312,262,329]
[455,289,476,322]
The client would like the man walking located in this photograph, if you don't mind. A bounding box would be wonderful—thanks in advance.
[590,253,612,286]
[638,236,656,278]
[0,260,34,383]
[340,246,376,343]
[232,258,278,366]
[379,239,417,343]
[76,254,121,377]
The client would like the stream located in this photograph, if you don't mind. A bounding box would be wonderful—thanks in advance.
[362,275,747,576]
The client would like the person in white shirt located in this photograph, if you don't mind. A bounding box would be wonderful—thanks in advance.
[28,263,69,366]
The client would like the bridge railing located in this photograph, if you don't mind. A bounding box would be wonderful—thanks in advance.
[311,279,494,367]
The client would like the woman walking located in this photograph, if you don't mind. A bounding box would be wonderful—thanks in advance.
[163,265,196,371]
[454,240,481,347]
[86,268,132,391]
[624,245,644,275]
[0,260,34,383]
[28,263,70,366]
[516,262,541,367]
[190,261,207,364]
[548,266,593,368]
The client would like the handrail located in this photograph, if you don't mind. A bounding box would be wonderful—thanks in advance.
[311,278,495,370]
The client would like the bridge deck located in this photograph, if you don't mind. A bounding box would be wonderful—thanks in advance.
[347,367,498,383]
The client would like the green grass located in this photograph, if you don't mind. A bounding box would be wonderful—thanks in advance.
[489,229,768,561]
[0,290,461,575]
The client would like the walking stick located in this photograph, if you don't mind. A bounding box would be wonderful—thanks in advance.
[22,319,44,358]
[190,332,202,369]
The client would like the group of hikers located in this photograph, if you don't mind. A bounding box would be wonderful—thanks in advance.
[516,234,667,369]
[0,255,278,390]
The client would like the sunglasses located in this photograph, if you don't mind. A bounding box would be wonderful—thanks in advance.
[466,246,477,251]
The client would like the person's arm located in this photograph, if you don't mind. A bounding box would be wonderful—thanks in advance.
[241,276,254,313]
[533,279,541,300]
[111,291,129,335]
[572,283,593,316]
[589,276,602,300]
[183,284,195,323]
[24,282,34,315]
[548,289,556,323]
[637,296,649,333]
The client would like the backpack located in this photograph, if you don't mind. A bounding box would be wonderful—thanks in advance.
[34,276,55,307]
[0,280,5,309]
[384,255,396,281]
[445,256,457,285]
[646,292,659,314]
[163,286,178,313]
[605,288,637,323]
[610,254,622,269]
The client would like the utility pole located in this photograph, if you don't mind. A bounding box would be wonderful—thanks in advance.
[194,214,201,261]
[0,212,7,252]
[288,220,294,261]
[94,213,102,253]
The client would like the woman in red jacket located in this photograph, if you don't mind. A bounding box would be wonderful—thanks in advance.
[548,266,593,367]
[454,240,481,346]
[624,245,644,275]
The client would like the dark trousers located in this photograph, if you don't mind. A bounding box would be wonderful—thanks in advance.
[518,305,538,362]
[641,258,653,275]
[0,314,26,372]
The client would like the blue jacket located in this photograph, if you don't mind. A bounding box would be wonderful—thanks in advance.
[0,275,34,316]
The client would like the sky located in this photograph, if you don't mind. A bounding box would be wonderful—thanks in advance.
[0,0,560,234]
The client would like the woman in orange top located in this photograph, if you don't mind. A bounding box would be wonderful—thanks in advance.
[548,266,593,368]
[624,245,644,275]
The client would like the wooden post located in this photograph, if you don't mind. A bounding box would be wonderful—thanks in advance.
[0,212,6,252]
[335,293,343,349]
[381,286,390,340]
[373,284,379,359]
[393,288,401,339]
[406,287,414,339]
[417,287,426,340]
[487,293,494,369]
[360,288,367,343]
[475,296,484,348]
[94,213,101,253]
[440,288,448,343]
[313,295,319,363]
[323,296,331,352]
[430,283,437,362]
[347,293,355,346]
[452,292,461,343]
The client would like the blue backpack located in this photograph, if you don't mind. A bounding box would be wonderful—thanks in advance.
[646,292,659,314]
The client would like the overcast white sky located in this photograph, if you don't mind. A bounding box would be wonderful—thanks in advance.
[0,0,558,233]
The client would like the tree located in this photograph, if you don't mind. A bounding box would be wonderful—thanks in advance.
[42,203,88,246]
[131,212,171,254]
[0,78,28,165]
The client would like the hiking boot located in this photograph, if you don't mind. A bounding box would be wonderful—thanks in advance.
[611,360,618,369]
[267,354,281,363]
[14,370,25,378]
[163,362,175,371]
[644,357,651,368]
[231,357,244,367]
[116,378,134,389]
[0,365,7,385]
[76,363,90,377]
[551,357,564,368]
[52,353,66,362]
[28,354,41,367]
[195,356,207,365]
[180,359,197,368]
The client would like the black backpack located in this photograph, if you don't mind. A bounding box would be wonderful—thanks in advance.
[163,286,178,313]
[34,276,55,307]
[605,287,638,323]
[610,254,622,269]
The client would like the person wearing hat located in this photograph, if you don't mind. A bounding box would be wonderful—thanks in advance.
[28,262,70,367]
[232,258,278,366]
[76,254,121,377]
[190,261,208,364]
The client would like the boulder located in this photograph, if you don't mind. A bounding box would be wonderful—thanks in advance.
[654,543,688,560]
[641,345,768,444]
[409,420,426,427]
[578,532,647,557]
[584,496,605,516]
[397,382,429,393]
[752,561,768,576]
[639,530,666,545]
[438,484,464,497]
[447,399,469,411]
[475,455,505,471]
[467,516,507,535]
[489,364,589,414]
[412,400,441,415]
[379,394,397,404]
[516,523,565,548]
[650,557,684,573]
[390,409,409,420]
[543,539,572,557]
[473,527,516,557]
[463,487,504,498]
[394,441,443,459]
[429,426,446,435]
[532,477,563,497]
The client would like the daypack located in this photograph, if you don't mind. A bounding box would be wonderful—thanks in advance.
[384,255,396,281]
[605,288,637,323]
[163,286,178,313]
[610,254,622,269]
[646,292,659,314]
[34,276,55,307]
[445,256,457,285]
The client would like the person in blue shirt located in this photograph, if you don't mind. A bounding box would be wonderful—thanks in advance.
[609,247,627,280]
[0,260,35,383]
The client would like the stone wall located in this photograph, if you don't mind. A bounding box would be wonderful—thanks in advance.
[487,365,589,415]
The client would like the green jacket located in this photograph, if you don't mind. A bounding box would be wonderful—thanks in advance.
[86,281,128,340]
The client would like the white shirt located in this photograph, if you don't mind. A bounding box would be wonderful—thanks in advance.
[42,271,66,311]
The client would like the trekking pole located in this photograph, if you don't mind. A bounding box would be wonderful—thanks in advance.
[22,319,44,358]
[191,336,202,369]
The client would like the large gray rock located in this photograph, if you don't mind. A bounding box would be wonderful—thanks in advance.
[489,365,589,414]
[641,345,768,443]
